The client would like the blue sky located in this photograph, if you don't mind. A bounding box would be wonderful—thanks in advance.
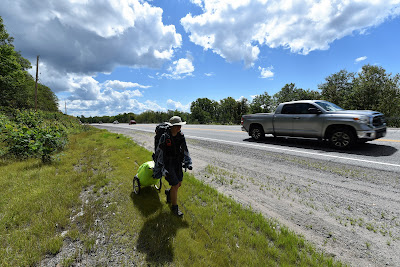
[1,0,400,116]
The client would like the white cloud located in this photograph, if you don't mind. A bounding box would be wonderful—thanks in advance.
[39,69,155,116]
[66,97,156,117]
[190,0,204,8]
[1,0,182,75]
[64,89,164,116]
[181,0,400,66]
[173,58,195,75]
[68,76,101,101]
[28,62,147,100]
[103,80,151,90]
[166,99,191,112]
[67,76,145,100]
[143,100,166,112]
[355,56,368,63]
[161,57,195,79]
[258,66,274,79]
[236,96,247,102]
[250,94,257,100]
[204,72,215,77]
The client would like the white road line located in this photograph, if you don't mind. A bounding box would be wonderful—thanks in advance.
[186,135,400,169]
[103,125,400,169]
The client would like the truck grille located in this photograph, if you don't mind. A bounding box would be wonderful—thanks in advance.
[372,115,385,127]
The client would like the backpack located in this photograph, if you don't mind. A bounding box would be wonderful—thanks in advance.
[154,122,170,153]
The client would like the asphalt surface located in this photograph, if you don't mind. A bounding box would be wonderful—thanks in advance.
[97,123,400,173]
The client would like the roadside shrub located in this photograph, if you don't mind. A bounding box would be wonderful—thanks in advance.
[0,113,11,157]
[0,110,83,162]
[14,110,43,128]
[386,117,400,128]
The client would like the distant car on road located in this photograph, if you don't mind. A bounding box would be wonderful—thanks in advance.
[113,120,119,124]
[129,120,137,125]
[99,121,103,124]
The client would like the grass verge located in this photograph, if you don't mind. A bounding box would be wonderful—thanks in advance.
[0,129,343,266]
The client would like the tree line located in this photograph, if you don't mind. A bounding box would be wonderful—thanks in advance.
[80,64,400,127]
[0,17,58,113]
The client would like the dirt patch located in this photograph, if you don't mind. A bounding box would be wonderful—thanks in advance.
[40,185,141,266]
[98,125,400,267]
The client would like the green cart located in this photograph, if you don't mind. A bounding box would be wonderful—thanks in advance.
[133,161,162,194]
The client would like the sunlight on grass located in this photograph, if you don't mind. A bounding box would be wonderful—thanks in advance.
[0,129,343,266]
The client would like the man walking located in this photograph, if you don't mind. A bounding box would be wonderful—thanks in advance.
[153,116,192,216]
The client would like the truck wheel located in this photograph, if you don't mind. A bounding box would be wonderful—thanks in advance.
[251,125,265,141]
[329,128,355,149]
[133,176,141,195]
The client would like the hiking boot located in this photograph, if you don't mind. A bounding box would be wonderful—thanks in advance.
[171,205,183,217]
[165,189,171,203]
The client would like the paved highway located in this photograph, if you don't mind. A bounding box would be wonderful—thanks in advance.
[95,123,400,173]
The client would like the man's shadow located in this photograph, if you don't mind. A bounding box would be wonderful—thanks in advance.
[130,188,189,264]
[136,211,188,264]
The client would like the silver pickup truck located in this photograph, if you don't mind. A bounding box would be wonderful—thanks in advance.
[241,100,387,149]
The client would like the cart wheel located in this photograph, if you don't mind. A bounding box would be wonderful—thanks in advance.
[154,178,162,191]
[133,176,141,195]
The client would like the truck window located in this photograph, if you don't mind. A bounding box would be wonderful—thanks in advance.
[315,101,344,111]
[295,103,319,114]
[281,104,296,114]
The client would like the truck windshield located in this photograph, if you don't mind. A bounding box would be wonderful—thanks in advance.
[315,101,345,111]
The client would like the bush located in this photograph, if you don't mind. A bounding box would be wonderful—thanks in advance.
[386,117,400,128]
[0,110,84,162]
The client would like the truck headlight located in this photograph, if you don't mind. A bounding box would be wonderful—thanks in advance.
[353,116,370,124]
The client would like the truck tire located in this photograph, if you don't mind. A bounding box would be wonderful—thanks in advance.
[328,127,355,149]
[250,125,265,141]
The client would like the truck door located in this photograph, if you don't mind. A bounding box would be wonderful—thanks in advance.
[273,104,295,136]
[291,103,323,137]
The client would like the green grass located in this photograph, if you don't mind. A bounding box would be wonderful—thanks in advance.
[0,129,344,266]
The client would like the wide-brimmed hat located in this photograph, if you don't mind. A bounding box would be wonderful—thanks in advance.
[168,116,186,126]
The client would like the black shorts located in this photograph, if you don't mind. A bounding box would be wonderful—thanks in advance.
[165,158,183,186]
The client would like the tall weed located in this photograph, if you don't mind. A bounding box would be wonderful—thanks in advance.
[0,110,86,162]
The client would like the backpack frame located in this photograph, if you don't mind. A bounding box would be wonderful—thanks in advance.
[154,122,170,153]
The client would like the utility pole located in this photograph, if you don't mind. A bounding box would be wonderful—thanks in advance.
[34,55,39,111]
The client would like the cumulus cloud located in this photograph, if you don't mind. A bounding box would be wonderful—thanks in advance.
[65,75,144,105]
[166,99,191,111]
[28,61,71,93]
[36,68,153,116]
[2,0,184,116]
[103,80,151,90]
[258,66,274,79]
[182,0,400,66]
[190,0,204,8]
[161,57,195,79]
[64,87,163,116]
[355,56,368,63]
[66,97,156,117]
[1,0,182,75]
